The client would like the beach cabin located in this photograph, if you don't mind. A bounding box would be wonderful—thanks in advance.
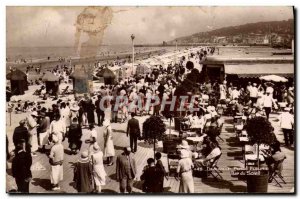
[70,65,89,93]
[6,69,28,95]
[42,71,59,96]
[96,67,116,85]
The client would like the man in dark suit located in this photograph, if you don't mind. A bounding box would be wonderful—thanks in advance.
[95,95,105,126]
[116,147,137,193]
[12,139,32,193]
[126,112,140,153]
[13,120,30,152]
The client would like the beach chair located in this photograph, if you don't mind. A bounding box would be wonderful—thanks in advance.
[206,153,223,180]
[268,158,286,187]
[167,152,180,180]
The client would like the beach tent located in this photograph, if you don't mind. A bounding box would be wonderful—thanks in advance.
[6,69,28,95]
[136,64,152,75]
[96,67,116,85]
[108,66,123,82]
[42,71,59,95]
[70,65,89,93]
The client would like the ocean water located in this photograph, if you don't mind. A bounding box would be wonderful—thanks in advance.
[6,45,179,62]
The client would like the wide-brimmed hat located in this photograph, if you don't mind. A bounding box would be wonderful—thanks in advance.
[52,134,59,143]
[70,103,80,111]
[92,143,101,153]
[80,151,89,161]
[180,149,190,159]
[178,140,190,149]
[19,119,26,125]
[103,119,110,127]
[31,111,38,117]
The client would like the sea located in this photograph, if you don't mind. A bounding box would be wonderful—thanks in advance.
[6,45,180,62]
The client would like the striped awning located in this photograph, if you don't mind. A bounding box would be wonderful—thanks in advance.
[225,63,294,78]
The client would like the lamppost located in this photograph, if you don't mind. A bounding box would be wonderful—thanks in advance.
[131,34,135,75]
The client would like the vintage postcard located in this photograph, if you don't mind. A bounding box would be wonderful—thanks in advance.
[6,6,295,194]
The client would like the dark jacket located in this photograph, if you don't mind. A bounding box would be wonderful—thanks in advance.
[155,160,166,192]
[13,126,29,147]
[141,166,159,192]
[116,152,137,180]
[126,118,140,137]
[12,150,32,180]
[73,159,94,193]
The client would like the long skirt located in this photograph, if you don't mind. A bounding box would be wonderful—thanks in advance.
[39,131,49,146]
[104,139,115,157]
[50,164,63,184]
[179,171,194,193]
[29,128,39,152]
[93,165,107,186]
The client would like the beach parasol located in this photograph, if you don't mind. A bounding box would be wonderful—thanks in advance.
[42,71,59,82]
[6,69,27,80]
[259,75,288,82]
[96,67,115,78]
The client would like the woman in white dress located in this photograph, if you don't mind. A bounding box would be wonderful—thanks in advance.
[177,150,194,193]
[26,111,39,155]
[91,143,107,193]
[103,120,115,166]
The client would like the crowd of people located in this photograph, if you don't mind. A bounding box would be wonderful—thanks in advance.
[7,46,294,193]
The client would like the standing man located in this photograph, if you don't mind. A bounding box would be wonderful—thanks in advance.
[49,113,66,143]
[249,83,258,107]
[278,108,294,147]
[262,92,278,120]
[12,139,32,193]
[37,111,50,153]
[95,95,104,126]
[126,112,140,153]
[49,135,64,191]
[116,147,137,193]
[13,120,30,152]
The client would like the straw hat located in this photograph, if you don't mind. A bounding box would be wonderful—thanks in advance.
[52,135,59,143]
[19,119,26,125]
[92,143,101,153]
[180,149,190,159]
[178,140,190,150]
[31,111,38,117]
[80,151,89,161]
[103,119,110,127]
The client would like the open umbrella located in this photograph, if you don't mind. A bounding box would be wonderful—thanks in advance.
[259,75,288,82]
[6,69,27,80]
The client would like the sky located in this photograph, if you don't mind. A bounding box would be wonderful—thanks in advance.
[6,6,294,47]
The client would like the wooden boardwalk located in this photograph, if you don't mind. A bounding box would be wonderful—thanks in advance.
[6,112,295,194]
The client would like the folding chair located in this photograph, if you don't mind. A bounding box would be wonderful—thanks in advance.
[269,158,286,187]
[206,153,223,180]
[167,152,180,180]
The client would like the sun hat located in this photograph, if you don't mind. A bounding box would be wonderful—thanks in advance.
[31,111,38,117]
[178,140,190,150]
[52,135,59,143]
[92,143,101,153]
[80,151,89,161]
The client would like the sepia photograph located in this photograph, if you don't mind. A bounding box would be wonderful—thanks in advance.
[5,6,295,194]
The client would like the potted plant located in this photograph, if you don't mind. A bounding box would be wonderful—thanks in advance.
[245,116,275,193]
[142,116,166,158]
